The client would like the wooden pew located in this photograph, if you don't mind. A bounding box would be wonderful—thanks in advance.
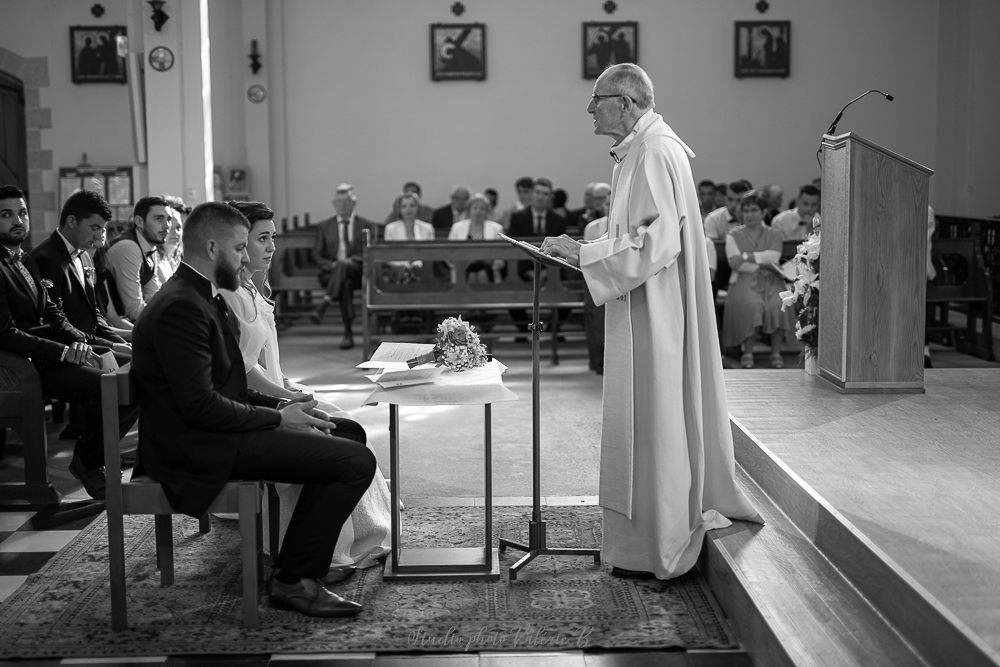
[269,222,325,326]
[361,231,584,363]
[926,237,994,360]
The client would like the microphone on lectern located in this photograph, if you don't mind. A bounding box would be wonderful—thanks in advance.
[825,90,894,136]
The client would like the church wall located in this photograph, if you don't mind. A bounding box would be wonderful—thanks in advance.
[0,0,137,237]
[262,0,941,222]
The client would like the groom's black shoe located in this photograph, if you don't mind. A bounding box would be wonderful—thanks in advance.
[269,576,362,617]
[611,567,655,579]
[319,567,356,587]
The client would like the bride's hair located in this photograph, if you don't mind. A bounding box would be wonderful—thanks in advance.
[227,200,277,322]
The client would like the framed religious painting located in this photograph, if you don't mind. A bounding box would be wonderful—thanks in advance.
[582,22,638,80]
[734,21,791,78]
[430,23,486,81]
[70,25,128,84]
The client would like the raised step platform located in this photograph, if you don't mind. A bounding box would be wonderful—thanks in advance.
[703,370,1000,667]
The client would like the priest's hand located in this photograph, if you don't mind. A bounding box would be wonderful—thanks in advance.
[540,235,582,267]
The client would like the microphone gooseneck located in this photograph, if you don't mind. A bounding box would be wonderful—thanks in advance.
[826,89,894,136]
[816,89,894,168]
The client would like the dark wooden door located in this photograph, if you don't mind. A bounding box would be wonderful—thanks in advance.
[0,71,27,192]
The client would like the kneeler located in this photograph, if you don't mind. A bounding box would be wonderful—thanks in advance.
[101,368,280,631]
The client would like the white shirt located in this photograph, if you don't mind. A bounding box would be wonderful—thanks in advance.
[703,206,740,241]
[55,229,86,286]
[105,230,161,320]
[771,208,813,241]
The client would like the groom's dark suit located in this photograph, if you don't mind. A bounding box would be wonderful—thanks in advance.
[131,263,376,578]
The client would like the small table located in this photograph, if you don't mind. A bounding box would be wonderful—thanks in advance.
[364,360,517,582]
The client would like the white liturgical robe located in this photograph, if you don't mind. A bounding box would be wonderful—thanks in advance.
[579,109,761,579]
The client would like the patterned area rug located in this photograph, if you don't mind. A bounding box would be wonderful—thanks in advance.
[0,506,736,657]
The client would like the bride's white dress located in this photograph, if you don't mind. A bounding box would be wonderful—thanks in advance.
[221,285,391,569]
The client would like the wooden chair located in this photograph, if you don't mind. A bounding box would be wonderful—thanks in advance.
[0,350,60,505]
[926,237,994,360]
[101,369,268,631]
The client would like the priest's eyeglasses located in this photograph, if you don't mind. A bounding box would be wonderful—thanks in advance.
[591,93,637,105]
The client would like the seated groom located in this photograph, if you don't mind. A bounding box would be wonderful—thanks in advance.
[131,202,376,618]
[0,185,139,499]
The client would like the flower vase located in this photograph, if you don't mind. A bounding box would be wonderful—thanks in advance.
[803,350,819,376]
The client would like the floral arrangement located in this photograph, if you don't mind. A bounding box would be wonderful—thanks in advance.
[407,316,489,372]
[39,278,54,291]
[83,266,96,285]
[779,232,820,355]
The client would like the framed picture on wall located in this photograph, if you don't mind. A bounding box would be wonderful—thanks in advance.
[430,23,486,81]
[582,22,638,80]
[734,21,790,78]
[70,25,127,84]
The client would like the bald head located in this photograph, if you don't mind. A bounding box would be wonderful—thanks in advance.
[599,63,654,110]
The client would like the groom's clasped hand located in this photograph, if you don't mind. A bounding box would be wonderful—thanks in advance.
[277,394,339,435]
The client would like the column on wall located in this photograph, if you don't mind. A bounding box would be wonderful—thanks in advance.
[143,0,213,205]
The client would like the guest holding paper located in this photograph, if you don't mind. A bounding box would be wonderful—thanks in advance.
[540,64,760,581]
[221,200,391,572]
[722,190,794,368]
[131,202,375,618]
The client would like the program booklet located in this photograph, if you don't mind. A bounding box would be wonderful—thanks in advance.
[497,232,582,272]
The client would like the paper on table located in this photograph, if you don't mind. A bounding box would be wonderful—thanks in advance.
[366,366,444,388]
[357,342,436,369]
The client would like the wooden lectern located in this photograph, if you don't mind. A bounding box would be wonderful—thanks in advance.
[818,132,933,393]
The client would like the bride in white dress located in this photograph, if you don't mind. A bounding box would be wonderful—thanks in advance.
[220,201,391,570]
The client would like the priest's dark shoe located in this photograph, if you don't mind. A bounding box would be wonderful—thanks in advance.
[339,333,354,350]
[68,450,107,500]
[269,576,362,617]
[318,567,356,587]
[611,566,655,579]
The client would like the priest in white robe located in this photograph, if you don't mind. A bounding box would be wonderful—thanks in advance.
[541,64,761,580]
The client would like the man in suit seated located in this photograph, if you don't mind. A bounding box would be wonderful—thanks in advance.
[430,185,470,234]
[565,182,596,234]
[103,195,172,323]
[507,178,567,333]
[310,184,372,349]
[131,202,376,618]
[0,185,139,499]
[30,190,131,364]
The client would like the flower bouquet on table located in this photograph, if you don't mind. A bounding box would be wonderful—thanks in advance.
[779,231,820,358]
[407,316,489,372]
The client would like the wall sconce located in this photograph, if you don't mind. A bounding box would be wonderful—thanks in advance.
[148,0,169,31]
[249,39,262,74]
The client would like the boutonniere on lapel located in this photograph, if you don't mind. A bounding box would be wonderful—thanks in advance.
[39,278,54,291]
[84,266,96,285]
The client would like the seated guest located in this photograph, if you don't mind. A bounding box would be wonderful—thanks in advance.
[383,181,433,224]
[385,193,436,241]
[431,185,470,234]
[496,176,534,231]
[713,182,727,210]
[0,185,138,499]
[484,188,499,220]
[551,189,569,219]
[698,179,717,219]
[90,226,132,334]
[103,195,172,322]
[448,192,506,283]
[222,200,390,571]
[565,182,596,233]
[703,180,750,240]
[310,184,372,350]
[722,191,794,369]
[589,182,611,223]
[160,195,188,273]
[131,201,376,617]
[771,184,820,241]
[508,178,566,332]
[29,190,131,364]
[762,184,784,225]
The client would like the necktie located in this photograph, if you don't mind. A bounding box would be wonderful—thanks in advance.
[341,220,350,250]
[10,251,38,299]
[214,294,241,344]
[534,213,543,236]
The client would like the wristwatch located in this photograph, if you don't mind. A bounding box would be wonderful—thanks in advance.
[741,252,749,261]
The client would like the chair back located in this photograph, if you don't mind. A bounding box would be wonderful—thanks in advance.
[0,350,58,504]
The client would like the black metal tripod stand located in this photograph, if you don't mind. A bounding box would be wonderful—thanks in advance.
[498,256,601,580]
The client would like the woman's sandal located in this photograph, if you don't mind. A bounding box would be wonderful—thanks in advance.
[770,354,784,369]
[740,353,754,369]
